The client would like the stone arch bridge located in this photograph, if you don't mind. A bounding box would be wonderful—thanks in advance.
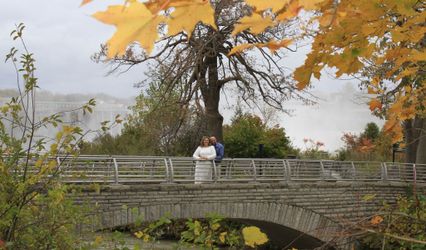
[62,156,426,248]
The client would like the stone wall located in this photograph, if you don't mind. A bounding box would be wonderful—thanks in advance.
[72,182,425,245]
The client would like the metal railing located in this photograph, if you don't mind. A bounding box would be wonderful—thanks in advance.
[45,155,426,184]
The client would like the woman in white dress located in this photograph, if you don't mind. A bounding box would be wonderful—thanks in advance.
[193,136,217,184]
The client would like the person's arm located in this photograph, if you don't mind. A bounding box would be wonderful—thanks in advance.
[206,146,217,160]
[193,147,202,160]
[216,144,224,160]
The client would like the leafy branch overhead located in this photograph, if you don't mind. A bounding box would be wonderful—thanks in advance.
[84,0,314,57]
[84,0,426,144]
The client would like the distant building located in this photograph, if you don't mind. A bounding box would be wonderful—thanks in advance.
[0,92,132,142]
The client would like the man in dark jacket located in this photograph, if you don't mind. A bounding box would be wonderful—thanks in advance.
[209,136,224,162]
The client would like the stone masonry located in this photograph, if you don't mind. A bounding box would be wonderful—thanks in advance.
[72,181,426,246]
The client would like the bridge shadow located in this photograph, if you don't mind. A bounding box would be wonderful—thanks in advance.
[231,218,331,249]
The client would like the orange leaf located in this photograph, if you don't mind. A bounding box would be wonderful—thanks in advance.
[370,215,383,225]
[383,119,397,133]
[369,99,382,111]
[294,66,312,90]
[367,87,377,94]
[80,0,92,6]
[276,0,302,21]
[264,39,292,53]
[228,44,256,55]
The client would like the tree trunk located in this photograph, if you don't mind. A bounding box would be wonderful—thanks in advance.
[200,55,224,142]
[404,117,426,164]
[415,118,426,164]
[404,119,420,163]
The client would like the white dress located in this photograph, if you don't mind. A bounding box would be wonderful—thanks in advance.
[193,146,216,184]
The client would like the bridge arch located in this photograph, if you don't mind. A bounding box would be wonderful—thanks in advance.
[73,181,422,250]
[97,201,339,244]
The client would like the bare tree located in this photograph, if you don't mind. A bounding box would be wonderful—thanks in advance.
[93,0,310,141]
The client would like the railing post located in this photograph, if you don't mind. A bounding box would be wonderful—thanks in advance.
[381,162,388,181]
[282,160,287,181]
[285,160,291,181]
[164,158,170,183]
[212,160,217,183]
[112,157,119,184]
[168,159,174,183]
[413,164,417,184]
[251,160,257,182]
[351,161,356,180]
[56,157,62,178]
[320,160,325,181]
[229,159,235,179]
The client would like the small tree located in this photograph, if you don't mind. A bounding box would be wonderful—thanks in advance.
[0,24,95,249]
[223,112,294,158]
[362,122,380,142]
[338,123,395,162]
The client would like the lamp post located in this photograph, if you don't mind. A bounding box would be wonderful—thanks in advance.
[392,143,399,163]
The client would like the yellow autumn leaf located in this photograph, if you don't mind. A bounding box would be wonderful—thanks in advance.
[319,12,333,27]
[143,234,150,242]
[211,223,220,231]
[383,118,398,133]
[145,0,171,14]
[367,87,378,94]
[369,98,382,111]
[398,67,418,79]
[94,235,103,246]
[229,39,292,55]
[167,0,217,37]
[134,231,144,238]
[264,39,292,53]
[299,0,326,10]
[394,0,417,16]
[92,1,164,57]
[276,0,302,21]
[219,232,227,243]
[194,220,202,236]
[242,226,268,248]
[48,160,57,170]
[400,106,416,120]
[245,0,290,12]
[389,100,403,114]
[370,215,383,225]
[410,50,426,62]
[232,13,274,36]
[294,52,320,90]
[362,194,376,201]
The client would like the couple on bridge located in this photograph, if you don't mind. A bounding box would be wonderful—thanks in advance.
[192,136,224,184]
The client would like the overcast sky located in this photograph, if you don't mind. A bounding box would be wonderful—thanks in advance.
[0,0,383,151]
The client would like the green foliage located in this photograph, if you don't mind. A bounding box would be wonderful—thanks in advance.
[361,194,426,249]
[132,213,252,249]
[179,213,241,248]
[362,122,380,141]
[134,214,173,243]
[0,24,92,249]
[223,112,294,158]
